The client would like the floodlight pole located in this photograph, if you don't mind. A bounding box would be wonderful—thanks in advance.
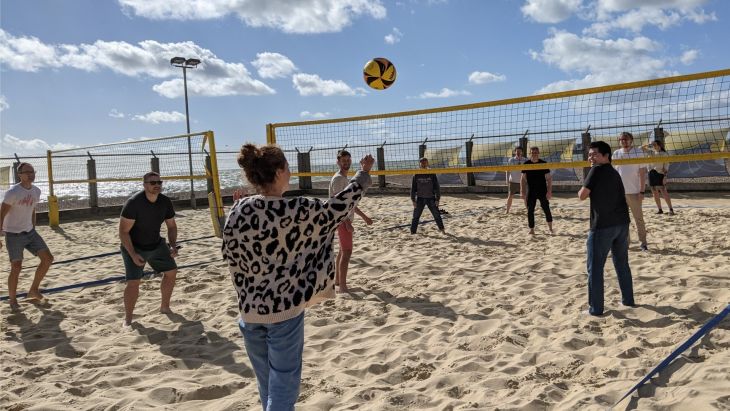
[171,56,201,209]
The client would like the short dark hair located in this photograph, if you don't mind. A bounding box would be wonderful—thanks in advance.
[652,139,666,152]
[337,150,351,160]
[620,131,634,141]
[143,171,160,182]
[589,141,612,161]
[529,146,539,152]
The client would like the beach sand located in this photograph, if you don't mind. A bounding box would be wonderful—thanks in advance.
[1,192,729,410]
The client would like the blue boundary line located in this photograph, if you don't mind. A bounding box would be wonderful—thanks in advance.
[613,303,730,407]
[1,259,220,301]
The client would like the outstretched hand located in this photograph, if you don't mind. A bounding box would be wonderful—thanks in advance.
[233,188,248,202]
[360,154,375,172]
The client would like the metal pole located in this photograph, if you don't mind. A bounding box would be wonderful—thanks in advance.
[183,66,196,209]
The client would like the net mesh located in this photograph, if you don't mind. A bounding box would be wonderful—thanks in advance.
[270,70,730,189]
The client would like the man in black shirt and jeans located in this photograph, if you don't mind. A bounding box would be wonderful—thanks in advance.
[578,141,635,316]
[520,147,553,234]
[410,157,445,234]
[119,172,178,327]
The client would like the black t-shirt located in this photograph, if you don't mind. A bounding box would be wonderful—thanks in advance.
[583,164,630,230]
[120,191,175,250]
[522,159,550,195]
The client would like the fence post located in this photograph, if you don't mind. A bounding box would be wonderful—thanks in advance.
[581,132,592,180]
[297,149,312,190]
[46,150,59,227]
[654,127,665,145]
[419,144,427,159]
[519,137,529,153]
[377,144,386,188]
[87,155,98,208]
[150,151,160,174]
[465,138,475,187]
[12,159,20,183]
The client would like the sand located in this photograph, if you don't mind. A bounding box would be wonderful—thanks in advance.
[1,192,729,410]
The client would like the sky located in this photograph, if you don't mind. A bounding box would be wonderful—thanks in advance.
[1,0,728,156]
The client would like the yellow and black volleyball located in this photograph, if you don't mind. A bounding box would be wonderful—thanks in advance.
[363,57,396,90]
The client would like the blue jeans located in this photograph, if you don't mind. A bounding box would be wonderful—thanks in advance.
[410,197,445,234]
[586,224,635,315]
[238,312,304,411]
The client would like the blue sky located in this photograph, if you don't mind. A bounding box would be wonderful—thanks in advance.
[1,0,728,155]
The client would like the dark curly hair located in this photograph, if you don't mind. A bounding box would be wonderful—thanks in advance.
[237,143,288,190]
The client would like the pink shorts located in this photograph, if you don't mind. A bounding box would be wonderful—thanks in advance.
[336,222,353,250]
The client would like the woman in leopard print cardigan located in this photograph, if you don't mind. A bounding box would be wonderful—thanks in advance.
[222,143,373,410]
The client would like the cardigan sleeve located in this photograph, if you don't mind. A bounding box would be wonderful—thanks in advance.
[298,171,372,237]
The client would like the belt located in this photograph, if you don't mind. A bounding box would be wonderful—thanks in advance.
[5,229,35,236]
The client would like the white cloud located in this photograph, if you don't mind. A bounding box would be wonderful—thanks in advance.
[300,111,330,119]
[251,52,297,79]
[292,73,366,96]
[468,71,506,85]
[2,134,78,153]
[521,0,582,23]
[0,29,275,98]
[132,111,186,124]
[384,27,403,44]
[119,0,387,34]
[0,95,8,112]
[584,1,716,36]
[680,49,699,65]
[109,108,125,118]
[415,88,471,99]
[530,30,674,93]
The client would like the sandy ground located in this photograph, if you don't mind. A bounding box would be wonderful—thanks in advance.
[1,191,729,410]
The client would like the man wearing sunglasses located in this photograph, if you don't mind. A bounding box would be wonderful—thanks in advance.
[119,172,178,327]
[1,162,54,311]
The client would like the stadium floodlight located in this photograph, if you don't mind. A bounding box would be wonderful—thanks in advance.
[170,56,201,209]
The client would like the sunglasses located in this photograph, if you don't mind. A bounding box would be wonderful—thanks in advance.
[146,180,163,185]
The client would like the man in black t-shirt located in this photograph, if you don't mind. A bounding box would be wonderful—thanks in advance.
[520,147,553,234]
[119,172,178,327]
[578,141,635,316]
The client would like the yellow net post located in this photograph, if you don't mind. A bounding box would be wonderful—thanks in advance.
[204,131,225,237]
[266,123,276,145]
[46,150,59,227]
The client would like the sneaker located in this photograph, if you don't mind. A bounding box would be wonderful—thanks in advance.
[656,209,663,214]
[640,243,648,252]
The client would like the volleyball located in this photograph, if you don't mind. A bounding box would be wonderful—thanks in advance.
[363,57,397,90]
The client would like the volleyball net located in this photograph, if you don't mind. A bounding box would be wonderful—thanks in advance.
[0,131,225,234]
[267,68,730,189]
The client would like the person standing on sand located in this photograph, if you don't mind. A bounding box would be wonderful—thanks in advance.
[613,131,649,251]
[223,143,373,410]
[329,149,373,293]
[410,157,445,234]
[0,162,54,311]
[118,171,178,327]
[579,141,635,316]
[520,147,553,235]
[505,147,526,213]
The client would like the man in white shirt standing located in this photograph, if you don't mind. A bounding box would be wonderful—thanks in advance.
[329,150,373,293]
[505,147,526,213]
[0,162,54,310]
[613,132,648,251]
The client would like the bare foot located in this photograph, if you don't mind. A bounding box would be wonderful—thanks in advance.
[9,300,21,311]
[159,307,173,314]
[337,286,349,294]
[122,319,132,329]
[528,229,535,235]
[26,290,45,301]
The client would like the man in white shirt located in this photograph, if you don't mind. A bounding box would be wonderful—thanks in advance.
[0,162,54,310]
[329,150,373,293]
[505,147,526,213]
[613,132,648,251]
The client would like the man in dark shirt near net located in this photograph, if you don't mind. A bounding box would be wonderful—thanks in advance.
[410,157,445,234]
[578,141,635,316]
[119,172,178,327]
[520,147,553,234]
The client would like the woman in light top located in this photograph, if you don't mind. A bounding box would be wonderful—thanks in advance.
[641,139,674,215]
[222,143,373,410]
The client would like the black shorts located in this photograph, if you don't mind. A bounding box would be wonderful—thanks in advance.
[121,240,177,280]
[649,169,665,187]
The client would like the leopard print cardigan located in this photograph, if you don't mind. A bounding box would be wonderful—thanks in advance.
[222,171,371,323]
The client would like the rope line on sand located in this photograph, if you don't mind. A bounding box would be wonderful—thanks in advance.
[1,259,221,301]
[20,235,216,271]
[613,304,730,408]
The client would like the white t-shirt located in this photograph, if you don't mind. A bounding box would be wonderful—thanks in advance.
[329,171,354,220]
[507,156,525,183]
[1,183,41,233]
[613,147,645,194]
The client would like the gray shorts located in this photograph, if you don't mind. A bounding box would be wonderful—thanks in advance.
[508,182,521,195]
[4,229,49,262]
